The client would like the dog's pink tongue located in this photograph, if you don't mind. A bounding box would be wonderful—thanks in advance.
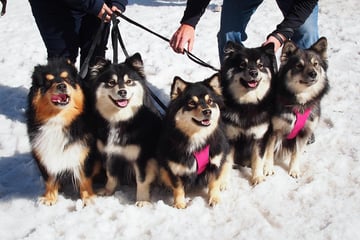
[117,99,128,107]
[248,81,258,88]
[51,94,67,102]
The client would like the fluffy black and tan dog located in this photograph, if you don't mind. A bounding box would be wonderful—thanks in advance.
[27,59,99,206]
[88,53,162,206]
[220,41,277,185]
[264,37,329,178]
[158,74,230,209]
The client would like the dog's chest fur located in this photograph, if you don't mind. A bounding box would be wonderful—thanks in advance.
[97,124,141,162]
[32,116,85,179]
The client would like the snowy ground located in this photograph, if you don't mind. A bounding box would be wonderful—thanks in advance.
[0,0,359,239]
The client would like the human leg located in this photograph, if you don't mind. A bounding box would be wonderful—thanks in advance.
[276,0,319,49]
[29,0,79,63]
[217,0,264,62]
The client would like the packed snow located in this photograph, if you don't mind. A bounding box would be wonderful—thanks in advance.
[0,0,359,239]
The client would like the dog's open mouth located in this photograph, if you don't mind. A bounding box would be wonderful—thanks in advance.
[192,118,211,126]
[300,79,317,85]
[110,96,129,108]
[51,94,70,105]
[241,79,260,88]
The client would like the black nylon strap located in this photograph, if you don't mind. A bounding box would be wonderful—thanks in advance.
[116,13,220,72]
[79,13,107,79]
[111,15,168,112]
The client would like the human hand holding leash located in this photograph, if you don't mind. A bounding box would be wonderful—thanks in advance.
[97,4,122,22]
[263,32,286,52]
[170,24,195,54]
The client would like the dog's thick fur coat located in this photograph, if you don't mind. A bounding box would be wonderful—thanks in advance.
[220,42,277,185]
[264,37,330,178]
[27,59,99,206]
[88,53,162,206]
[158,74,231,208]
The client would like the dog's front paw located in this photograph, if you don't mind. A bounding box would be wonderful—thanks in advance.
[263,165,274,176]
[97,188,115,196]
[289,169,301,178]
[39,196,57,206]
[173,201,187,209]
[82,195,96,207]
[135,201,152,207]
[208,195,221,207]
[251,175,266,185]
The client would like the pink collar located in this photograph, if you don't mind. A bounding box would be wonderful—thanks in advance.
[194,145,210,174]
[287,108,312,139]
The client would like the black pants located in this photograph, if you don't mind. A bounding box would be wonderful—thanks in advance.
[29,0,110,67]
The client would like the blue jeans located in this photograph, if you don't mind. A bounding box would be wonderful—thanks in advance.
[217,0,319,62]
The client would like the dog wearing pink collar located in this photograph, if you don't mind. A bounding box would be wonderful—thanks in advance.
[264,37,329,178]
[157,74,230,209]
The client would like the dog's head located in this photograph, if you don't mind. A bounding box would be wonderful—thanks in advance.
[168,74,223,144]
[29,58,83,124]
[279,37,329,103]
[89,53,148,123]
[221,41,276,104]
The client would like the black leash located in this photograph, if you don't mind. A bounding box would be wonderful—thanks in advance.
[79,13,107,79]
[111,15,168,112]
[116,13,220,72]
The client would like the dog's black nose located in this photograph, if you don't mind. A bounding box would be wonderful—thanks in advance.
[308,70,317,79]
[249,69,258,78]
[202,109,212,116]
[56,83,67,92]
[118,89,127,97]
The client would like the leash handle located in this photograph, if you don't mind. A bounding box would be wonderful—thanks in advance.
[116,13,220,72]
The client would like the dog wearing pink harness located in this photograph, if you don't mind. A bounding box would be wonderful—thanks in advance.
[264,37,330,179]
[157,74,230,209]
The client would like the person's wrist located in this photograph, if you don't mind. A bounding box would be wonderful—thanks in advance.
[267,32,286,46]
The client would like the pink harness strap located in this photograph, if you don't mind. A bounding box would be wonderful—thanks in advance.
[194,145,210,174]
[287,108,312,139]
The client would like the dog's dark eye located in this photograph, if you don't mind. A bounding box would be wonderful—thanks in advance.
[207,98,213,105]
[106,79,116,87]
[257,63,263,69]
[313,61,318,67]
[239,61,247,69]
[125,79,133,85]
[296,63,304,70]
[188,100,196,108]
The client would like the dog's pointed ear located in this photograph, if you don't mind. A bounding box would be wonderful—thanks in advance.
[262,43,278,73]
[89,57,111,78]
[204,73,222,96]
[310,37,328,61]
[31,64,45,87]
[170,76,188,101]
[223,41,243,60]
[126,53,145,77]
[280,40,298,65]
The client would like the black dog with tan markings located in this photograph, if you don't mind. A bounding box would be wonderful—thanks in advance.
[264,37,330,178]
[88,53,162,206]
[27,59,99,206]
[220,42,277,185]
[158,74,230,209]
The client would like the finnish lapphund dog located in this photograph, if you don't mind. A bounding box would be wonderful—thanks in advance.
[88,53,162,206]
[220,41,277,185]
[264,37,329,178]
[158,74,230,209]
[27,59,99,206]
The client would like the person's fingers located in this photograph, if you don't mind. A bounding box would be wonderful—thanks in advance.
[111,6,122,15]
[170,31,184,53]
[97,4,113,22]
